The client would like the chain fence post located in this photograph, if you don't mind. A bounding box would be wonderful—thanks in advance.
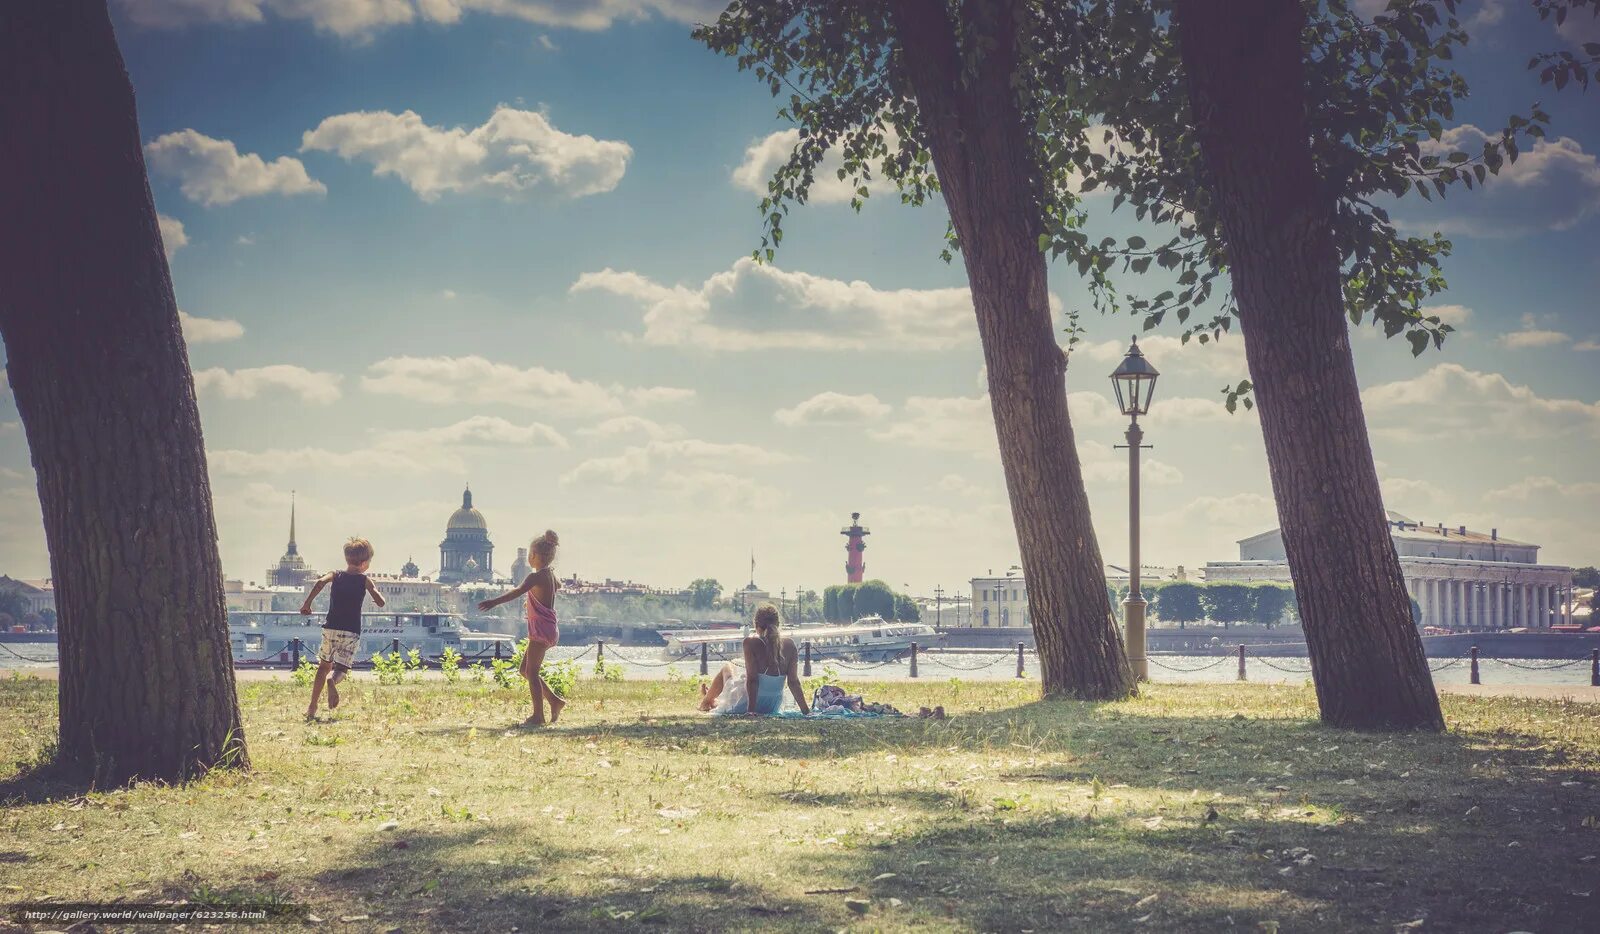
[1016,642,1025,679]
[290,637,301,669]
[803,641,812,677]
[909,642,918,679]
[1592,649,1598,688]
[1470,645,1480,685]
[700,642,709,676]
[494,640,502,661]
[1237,644,1247,681]
[597,639,605,668]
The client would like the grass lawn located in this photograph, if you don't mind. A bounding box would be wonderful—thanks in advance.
[2,672,1598,932]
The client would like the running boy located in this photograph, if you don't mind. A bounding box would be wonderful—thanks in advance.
[301,537,385,719]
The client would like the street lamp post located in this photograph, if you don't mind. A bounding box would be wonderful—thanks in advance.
[1111,337,1160,682]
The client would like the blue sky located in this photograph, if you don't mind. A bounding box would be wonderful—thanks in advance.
[1,0,1597,596]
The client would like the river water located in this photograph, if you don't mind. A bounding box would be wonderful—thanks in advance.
[2,642,1593,689]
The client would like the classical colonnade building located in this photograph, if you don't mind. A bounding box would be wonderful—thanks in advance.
[1205,512,1575,631]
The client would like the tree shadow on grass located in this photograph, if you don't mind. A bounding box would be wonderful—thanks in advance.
[0,757,100,806]
[145,824,835,932]
[828,799,1599,932]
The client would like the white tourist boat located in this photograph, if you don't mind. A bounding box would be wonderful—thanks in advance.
[228,610,511,666]
[659,615,941,662]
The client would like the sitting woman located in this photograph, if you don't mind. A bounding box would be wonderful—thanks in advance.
[698,603,811,716]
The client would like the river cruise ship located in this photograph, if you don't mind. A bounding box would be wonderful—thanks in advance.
[659,616,941,662]
[228,610,509,666]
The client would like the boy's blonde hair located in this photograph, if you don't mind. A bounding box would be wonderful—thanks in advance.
[344,537,374,564]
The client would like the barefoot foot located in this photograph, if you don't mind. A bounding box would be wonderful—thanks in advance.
[548,696,566,724]
[304,708,318,721]
[327,682,340,709]
[521,715,546,728]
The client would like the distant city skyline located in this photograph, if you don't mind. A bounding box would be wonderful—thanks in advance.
[1,1,1597,593]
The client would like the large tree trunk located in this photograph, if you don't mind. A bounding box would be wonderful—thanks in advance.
[1174,0,1442,730]
[0,2,250,780]
[891,0,1133,699]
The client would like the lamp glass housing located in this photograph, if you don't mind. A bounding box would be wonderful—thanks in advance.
[1109,339,1160,417]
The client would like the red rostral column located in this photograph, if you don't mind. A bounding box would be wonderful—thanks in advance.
[841,512,870,583]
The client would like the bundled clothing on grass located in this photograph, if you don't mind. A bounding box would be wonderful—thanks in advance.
[810,684,903,718]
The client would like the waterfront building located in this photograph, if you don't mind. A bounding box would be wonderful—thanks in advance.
[970,566,1028,628]
[509,547,530,584]
[371,574,447,611]
[265,495,316,587]
[0,576,55,616]
[438,485,494,584]
[400,556,420,578]
[1204,512,1576,630]
[964,565,1193,628]
[224,579,275,613]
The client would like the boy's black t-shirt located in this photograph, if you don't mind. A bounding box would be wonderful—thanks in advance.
[324,572,368,634]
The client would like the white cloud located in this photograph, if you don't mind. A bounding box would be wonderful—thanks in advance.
[158,213,189,258]
[1407,124,1600,236]
[774,392,891,426]
[1484,475,1600,502]
[1499,328,1570,349]
[871,394,993,454]
[1362,363,1600,441]
[1163,493,1278,548]
[561,439,791,487]
[1576,339,1600,352]
[657,470,785,512]
[1422,304,1472,327]
[116,0,721,37]
[210,415,562,478]
[1556,5,1600,47]
[1380,476,1448,508]
[573,257,975,352]
[209,445,438,477]
[145,129,325,207]
[194,365,342,404]
[385,415,567,449]
[1071,333,1247,379]
[730,129,884,205]
[179,310,245,343]
[301,106,631,202]
[577,416,676,440]
[360,355,689,416]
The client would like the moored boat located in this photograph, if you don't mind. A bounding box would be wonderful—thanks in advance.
[659,615,941,662]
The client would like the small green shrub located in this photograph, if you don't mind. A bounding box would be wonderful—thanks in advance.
[439,647,462,683]
[541,659,579,698]
[593,657,626,682]
[405,648,424,684]
[372,651,406,686]
[291,658,317,687]
[467,662,487,684]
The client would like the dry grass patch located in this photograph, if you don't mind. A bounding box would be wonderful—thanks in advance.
[1,673,1597,931]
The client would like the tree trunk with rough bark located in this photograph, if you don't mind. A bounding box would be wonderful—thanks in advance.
[890,0,1133,699]
[1174,0,1443,730]
[0,2,250,780]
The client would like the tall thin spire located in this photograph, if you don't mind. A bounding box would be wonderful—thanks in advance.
[287,490,298,556]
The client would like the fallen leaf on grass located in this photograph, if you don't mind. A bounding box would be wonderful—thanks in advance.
[1135,894,1159,909]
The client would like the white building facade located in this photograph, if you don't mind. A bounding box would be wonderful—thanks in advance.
[970,567,1029,628]
[1205,513,1576,631]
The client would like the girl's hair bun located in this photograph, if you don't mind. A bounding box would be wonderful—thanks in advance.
[542,530,559,545]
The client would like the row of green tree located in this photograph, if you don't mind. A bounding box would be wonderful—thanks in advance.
[1108,581,1298,629]
[823,580,921,624]
[1108,581,1422,630]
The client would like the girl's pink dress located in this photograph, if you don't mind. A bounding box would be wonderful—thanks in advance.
[526,593,559,648]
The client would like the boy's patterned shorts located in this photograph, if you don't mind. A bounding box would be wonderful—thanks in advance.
[319,629,359,669]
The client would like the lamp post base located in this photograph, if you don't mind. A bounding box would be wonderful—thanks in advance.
[1124,595,1148,681]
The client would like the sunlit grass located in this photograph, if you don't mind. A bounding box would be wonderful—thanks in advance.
[2,673,1597,931]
